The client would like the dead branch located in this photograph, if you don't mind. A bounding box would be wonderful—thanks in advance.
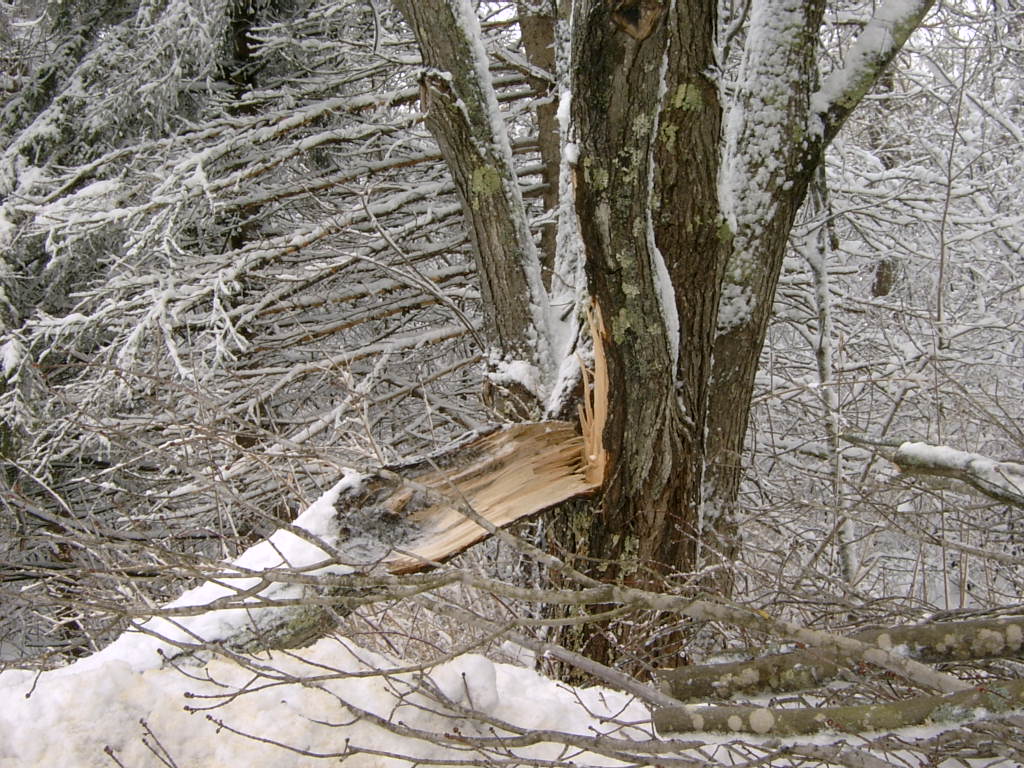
[657,614,1024,702]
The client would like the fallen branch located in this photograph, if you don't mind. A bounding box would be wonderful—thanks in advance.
[657,614,1024,702]
[654,679,1024,736]
[56,423,601,665]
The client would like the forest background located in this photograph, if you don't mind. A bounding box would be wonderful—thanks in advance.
[2,0,1024,765]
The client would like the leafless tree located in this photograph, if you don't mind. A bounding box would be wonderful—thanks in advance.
[2,0,1024,763]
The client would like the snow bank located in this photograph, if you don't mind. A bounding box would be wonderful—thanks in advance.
[0,474,647,766]
[0,636,645,767]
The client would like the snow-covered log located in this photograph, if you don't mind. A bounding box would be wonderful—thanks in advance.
[77,422,599,665]
[0,422,620,766]
[893,441,1024,509]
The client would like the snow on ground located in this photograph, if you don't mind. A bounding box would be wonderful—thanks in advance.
[0,475,648,767]
[0,635,647,767]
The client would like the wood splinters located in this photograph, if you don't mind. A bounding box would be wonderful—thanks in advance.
[577,301,608,487]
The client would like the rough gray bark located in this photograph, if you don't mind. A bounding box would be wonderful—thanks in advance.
[704,0,826,572]
[392,0,550,397]
[572,0,724,571]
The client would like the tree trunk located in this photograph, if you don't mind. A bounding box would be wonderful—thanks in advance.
[564,0,728,670]
[397,0,938,675]
[704,0,933,572]
[393,0,552,411]
[704,0,826,575]
[516,1,561,277]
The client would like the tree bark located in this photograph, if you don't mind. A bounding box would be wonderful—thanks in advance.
[702,0,935,582]
[655,679,1024,735]
[566,0,727,669]
[706,0,935,570]
[393,0,552,402]
[658,615,1024,702]
[516,1,561,277]
[703,0,826,576]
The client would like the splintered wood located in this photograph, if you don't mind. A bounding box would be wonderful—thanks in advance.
[578,301,608,487]
[374,422,601,573]
[335,309,610,573]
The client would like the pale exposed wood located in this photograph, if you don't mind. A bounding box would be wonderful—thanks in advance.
[211,423,599,653]
[382,422,600,573]
[578,302,609,487]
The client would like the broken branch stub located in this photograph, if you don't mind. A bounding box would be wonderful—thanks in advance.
[346,422,601,574]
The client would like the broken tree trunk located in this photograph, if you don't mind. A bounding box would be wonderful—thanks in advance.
[97,422,601,663]
[373,422,600,572]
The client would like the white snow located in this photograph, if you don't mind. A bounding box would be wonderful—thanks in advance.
[34,178,122,227]
[557,89,572,133]
[811,0,927,120]
[488,356,544,401]
[718,0,809,332]
[716,282,755,334]
[0,338,20,376]
[0,635,650,768]
[564,140,579,165]
[544,347,582,417]
[647,43,680,369]
[0,469,658,766]
[896,441,1024,503]
[0,208,14,249]
[650,239,680,368]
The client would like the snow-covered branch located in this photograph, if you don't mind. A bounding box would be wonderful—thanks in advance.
[845,434,1024,509]
[811,0,936,142]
